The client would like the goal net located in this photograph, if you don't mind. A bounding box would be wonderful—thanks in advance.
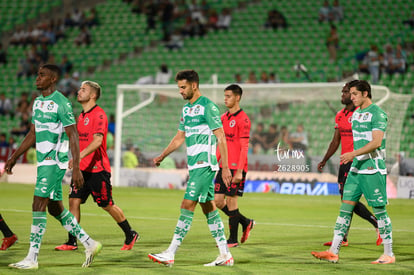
[112,82,411,186]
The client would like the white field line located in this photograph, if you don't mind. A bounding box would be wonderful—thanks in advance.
[2,208,413,233]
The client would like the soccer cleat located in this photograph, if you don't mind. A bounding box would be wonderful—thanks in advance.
[204,253,234,266]
[0,234,18,250]
[8,258,38,270]
[148,250,175,267]
[241,219,255,244]
[227,241,239,248]
[311,250,339,263]
[82,241,102,268]
[323,240,348,247]
[371,254,395,264]
[121,231,140,250]
[375,229,383,246]
[55,243,78,251]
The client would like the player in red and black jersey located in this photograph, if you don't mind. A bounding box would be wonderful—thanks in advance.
[55,81,139,251]
[214,84,254,247]
[318,80,381,247]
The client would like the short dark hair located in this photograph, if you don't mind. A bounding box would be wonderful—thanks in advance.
[175,70,199,86]
[342,79,359,92]
[40,64,62,80]
[224,84,243,98]
[349,80,372,99]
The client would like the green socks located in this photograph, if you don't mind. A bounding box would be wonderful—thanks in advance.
[27,211,47,262]
[330,203,354,254]
[373,206,394,256]
[206,210,229,255]
[55,209,94,249]
[168,208,194,254]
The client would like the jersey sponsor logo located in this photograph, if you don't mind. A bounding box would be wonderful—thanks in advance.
[213,116,221,124]
[186,128,200,134]
[211,105,218,112]
[84,117,89,125]
[41,187,47,193]
[229,120,236,128]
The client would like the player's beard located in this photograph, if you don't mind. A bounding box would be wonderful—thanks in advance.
[182,89,194,100]
[342,98,352,105]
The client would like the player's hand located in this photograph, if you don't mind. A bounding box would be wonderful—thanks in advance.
[317,161,326,173]
[72,168,84,189]
[153,155,164,167]
[2,158,17,176]
[68,159,73,169]
[340,152,355,164]
[221,167,232,187]
[232,170,243,183]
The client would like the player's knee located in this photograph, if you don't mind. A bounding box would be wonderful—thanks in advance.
[101,203,112,211]
[215,199,225,209]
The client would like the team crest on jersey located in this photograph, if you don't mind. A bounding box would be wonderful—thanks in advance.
[84,117,89,125]
[47,102,54,111]
[229,119,236,127]
[194,105,201,114]
[363,112,369,120]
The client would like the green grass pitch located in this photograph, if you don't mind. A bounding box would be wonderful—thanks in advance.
[0,182,413,274]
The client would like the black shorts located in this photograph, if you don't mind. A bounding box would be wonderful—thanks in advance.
[214,168,247,197]
[337,162,352,197]
[69,171,114,207]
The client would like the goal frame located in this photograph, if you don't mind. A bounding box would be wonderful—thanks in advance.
[113,82,406,187]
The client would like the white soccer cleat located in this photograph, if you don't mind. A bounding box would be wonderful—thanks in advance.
[148,250,175,267]
[82,241,102,267]
[8,258,39,270]
[204,253,234,266]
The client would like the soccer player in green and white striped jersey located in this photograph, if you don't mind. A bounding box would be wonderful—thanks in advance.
[149,70,234,267]
[312,80,395,264]
[3,64,101,269]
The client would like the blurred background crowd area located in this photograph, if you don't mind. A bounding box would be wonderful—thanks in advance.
[0,0,413,172]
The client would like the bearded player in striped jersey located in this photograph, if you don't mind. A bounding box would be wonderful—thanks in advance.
[214,84,254,247]
[312,80,395,264]
[317,80,381,247]
[149,70,234,267]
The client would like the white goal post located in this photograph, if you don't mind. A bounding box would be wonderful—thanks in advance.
[113,82,411,187]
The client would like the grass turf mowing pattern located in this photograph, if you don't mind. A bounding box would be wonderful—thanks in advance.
[0,182,413,274]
